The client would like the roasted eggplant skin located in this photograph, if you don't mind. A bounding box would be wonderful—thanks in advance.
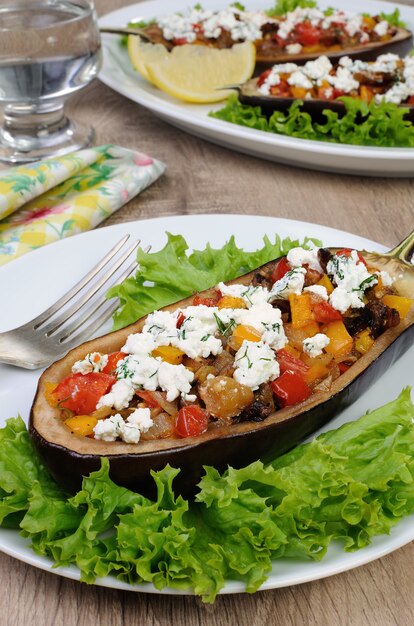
[238,77,414,122]
[29,253,414,498]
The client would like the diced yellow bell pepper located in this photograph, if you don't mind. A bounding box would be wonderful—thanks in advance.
[291,86,308,99]
[44,381,59,407]
[323,320,354,356]
[217,295,247,310]
[283,343,301,359]
[231,324,262,350]
[301,321,320,337]
[360,85,374,103]
[152,345,185,365]
[305,362,330,385]
[382,295,413,320]
[64,415,98,437]
[317,274,334,295]
[355,329,374,355]
[363,16,376,29]
[289,293,315,329]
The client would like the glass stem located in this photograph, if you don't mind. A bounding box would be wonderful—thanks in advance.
[1,101,71,152]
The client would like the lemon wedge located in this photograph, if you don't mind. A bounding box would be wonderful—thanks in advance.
[145,42,256,103]
[127,35,169,83]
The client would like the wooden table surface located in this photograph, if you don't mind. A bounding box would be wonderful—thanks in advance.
[2,0,414,624]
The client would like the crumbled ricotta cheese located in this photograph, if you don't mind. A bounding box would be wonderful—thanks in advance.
[217,282,270,306]
[288,70,313,90]
[157,7,275,43]
[157,361,194,401]
[235,302,287,350]
[122,333,157,356]
[96,378,135,410]
[304,285,329,300]
[374,20,389,37]
[93,413,125,442]
[142,310,178,344]
[287,246,323,272]
[344,15,363,38]
[93,408,153,444]
[233,340,280,389]
[302,56,333,83]
[327,67,359,93]
[72,352,108,374]
[269,267,306,300]
[327,250,378,312]
[303,333,330,357]
[127,407,153,432]
[286,43,302,54]
[329,287,365,313]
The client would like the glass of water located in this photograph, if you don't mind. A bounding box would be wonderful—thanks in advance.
[0,0,102,164]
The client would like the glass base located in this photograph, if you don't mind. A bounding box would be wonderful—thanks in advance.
[0,105,95,165]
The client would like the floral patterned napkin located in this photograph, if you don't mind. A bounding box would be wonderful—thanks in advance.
[0,144,165,266]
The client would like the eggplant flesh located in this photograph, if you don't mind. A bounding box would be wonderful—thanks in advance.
[238,77,414,122]
[29,241,414,498]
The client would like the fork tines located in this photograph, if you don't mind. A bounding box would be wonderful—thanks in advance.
[33,235,149,345]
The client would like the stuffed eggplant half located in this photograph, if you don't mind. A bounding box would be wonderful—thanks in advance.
[30,234,414,496]
[238,53,414,119]
[134,5,412,65]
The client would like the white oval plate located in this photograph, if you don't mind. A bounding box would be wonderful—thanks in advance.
[0,214,413,595]
[98,0,414,177]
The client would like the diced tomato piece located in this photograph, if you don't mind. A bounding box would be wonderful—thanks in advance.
[175,405,209,438]
[176,312,186,328]
[270,78,290,97]
[335,248,367,266]
[277,348,309,376]
[193,294,219,307]
[54,372,116,415]
[318,86,335,100]
[312,301,342,323]
[102,351,127,374]
[333,88,345,99]
[338,362,352,374]
[271,257,291,283]
[173,37,188,45]
[136,390,159,408]
[257,68,272,87]
[407,96,414,105]
[271,371,312,407]
[193,23,204,34]
[294,21,321,46]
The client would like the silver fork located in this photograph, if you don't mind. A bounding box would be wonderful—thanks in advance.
[0,235,149,369]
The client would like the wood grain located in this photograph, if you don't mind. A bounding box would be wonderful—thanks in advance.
[1,0,414,624]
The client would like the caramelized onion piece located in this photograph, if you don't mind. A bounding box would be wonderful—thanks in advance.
[150,391,178,416]
[140,412,176,440]
[213,351,235,376]
[199,375,254,420]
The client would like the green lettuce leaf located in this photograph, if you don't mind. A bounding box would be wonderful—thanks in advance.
[267,0,317,17]
[1,390,414,601]
[107,232,321,330]
[211,95,414,148]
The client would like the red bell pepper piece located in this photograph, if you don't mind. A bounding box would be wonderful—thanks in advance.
[271,257,291,283]
[175,405,209,438]
[102,351,127,374]
[277,348,309,376]
[54,372,116,415]
[312,301,342,323]
[271,371,312,407]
